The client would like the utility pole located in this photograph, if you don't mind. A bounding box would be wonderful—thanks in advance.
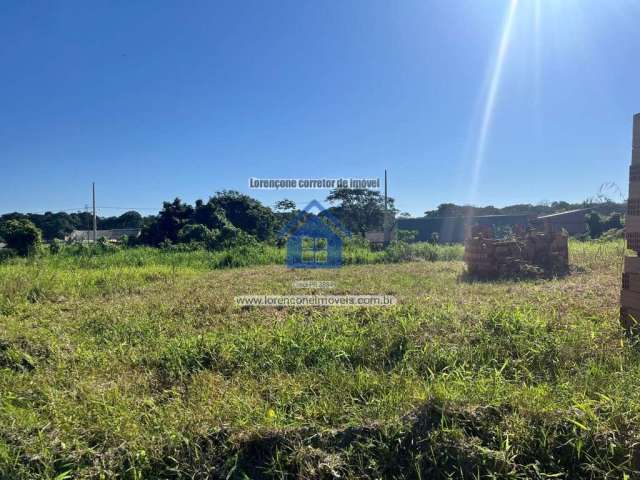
[383,169,390,245]
[384,169,388,211]
[92,182,97,242]
[84,204,90,242]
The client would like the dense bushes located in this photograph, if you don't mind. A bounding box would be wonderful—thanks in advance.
[0,218,42,256]
[139,191,277,247]
[586,212,623,239]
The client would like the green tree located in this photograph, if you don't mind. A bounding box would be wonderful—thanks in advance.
[586,212,604,238]
[32,212,74,240]
[177,224,218,244]
[424,203,465,218]
[214,224,257,250]
[274,199,297,213]
[397,229,418,242]
[141,198,194,245]
[0,219,42,256]
[604,212,623,231]
[210,191,276,241]
[0,211,84,240]
[100,211,144,229]
[193,199,230,230]
[326,188,395,236]
[139,193,274,246]
[273,199,298,232]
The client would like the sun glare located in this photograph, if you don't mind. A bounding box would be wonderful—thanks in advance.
[467,0,520,209]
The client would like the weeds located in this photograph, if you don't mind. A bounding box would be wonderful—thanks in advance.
[0,239,636,478]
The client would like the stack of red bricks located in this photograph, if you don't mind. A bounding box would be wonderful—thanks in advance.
[621,113,640,333]
[464,228,568,278]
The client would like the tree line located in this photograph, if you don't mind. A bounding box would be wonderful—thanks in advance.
[0,191,626,257]
[421,200,625,219]
[0,189,394,256]
[0,210,152,242]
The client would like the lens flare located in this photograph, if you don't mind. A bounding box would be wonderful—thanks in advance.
[468,0,519,206]
[533,0,542,113]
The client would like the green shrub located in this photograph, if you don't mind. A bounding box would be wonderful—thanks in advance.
[0,248,17,262]
[210,226,258,250]
[598,228,624,241]
[177,224,219,244]
[96,237,119,253]
[49,238,65,254]
[397,229,418,242]
[0,219,42,256]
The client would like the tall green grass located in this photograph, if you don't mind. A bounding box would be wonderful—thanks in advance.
[569,237,627,272]
[0,240,632,478]
[1,240,464,271]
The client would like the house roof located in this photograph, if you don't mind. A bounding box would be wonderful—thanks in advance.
[66,228,141,241]
[422,214,531,220]
[536,208,591,219]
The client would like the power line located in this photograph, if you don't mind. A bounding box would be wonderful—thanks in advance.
[97,206,159,211]
[3,207,87,215]
[92,182,97,242]
[1,206,158,216]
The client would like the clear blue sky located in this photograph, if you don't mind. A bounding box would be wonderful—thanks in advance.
[1,0,639,217]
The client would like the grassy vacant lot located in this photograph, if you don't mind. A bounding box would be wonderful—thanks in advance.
[0,240,637,479]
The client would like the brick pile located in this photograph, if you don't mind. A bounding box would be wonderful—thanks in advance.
[621,113,640,334]
[464,227,568,278]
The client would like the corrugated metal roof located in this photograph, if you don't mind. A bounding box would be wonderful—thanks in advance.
[536,208,591,219]
[420,214,531,220]
[66,229,141,241]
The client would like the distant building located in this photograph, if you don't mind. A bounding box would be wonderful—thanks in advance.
[365,212,397,245]
[397,214,530,243]
[66,228,141,242]
[531,209,590,235]
[365,231,386,243]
